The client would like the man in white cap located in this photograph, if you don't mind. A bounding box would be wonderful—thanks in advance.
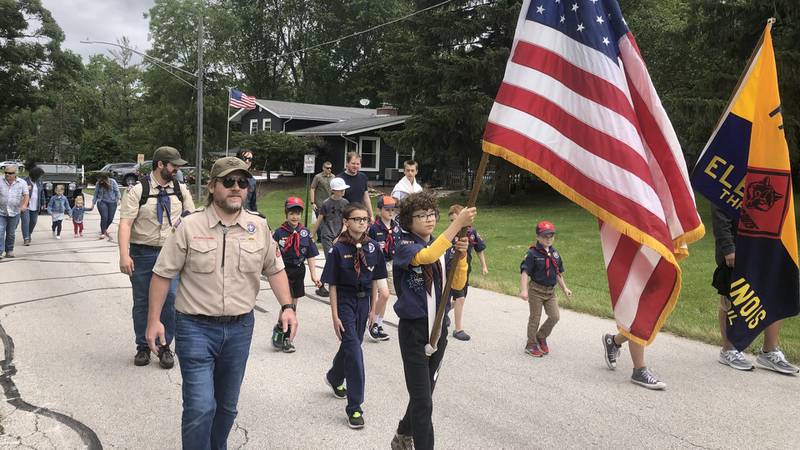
[311,176,349,296]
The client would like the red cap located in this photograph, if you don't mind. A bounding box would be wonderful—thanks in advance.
[377,195,397,209]
[536,220,555,236]
[285,196,304,210]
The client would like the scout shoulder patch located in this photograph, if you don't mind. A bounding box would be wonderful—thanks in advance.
[300,229,309,238]
[246,222,257,234]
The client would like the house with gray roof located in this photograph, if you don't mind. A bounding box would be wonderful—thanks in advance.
[230,99,414,182]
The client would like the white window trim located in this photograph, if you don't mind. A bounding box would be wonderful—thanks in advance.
[395,147,416,168]
[249,119,258,134]
[358,136,380,172]
[262,118,272,132]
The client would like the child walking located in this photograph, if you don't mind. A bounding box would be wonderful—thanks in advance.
[519,221,572,357]
[322,203,387,429]
[271,197,320,353]
[391,192,475,450]
[446,204,488,341]
[47,185,72,240]
[70,195,93,237]
[311,177,349,297]
[367,195,400,342]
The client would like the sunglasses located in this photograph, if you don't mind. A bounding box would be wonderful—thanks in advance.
[346,217,370,224]
[5,172,17,175]
[242,157,253,162]
[220,177,249,189]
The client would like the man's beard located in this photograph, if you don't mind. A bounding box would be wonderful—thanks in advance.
[160,167,174,181]
[214,195,242,214]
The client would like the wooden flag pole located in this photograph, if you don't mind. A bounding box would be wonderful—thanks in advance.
[425,151,491,356]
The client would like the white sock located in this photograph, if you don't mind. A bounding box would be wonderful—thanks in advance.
[376,316,383,327]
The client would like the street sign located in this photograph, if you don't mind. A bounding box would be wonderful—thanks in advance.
[303,154,316,174]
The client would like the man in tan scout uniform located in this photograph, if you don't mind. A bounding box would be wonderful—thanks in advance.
[146,156,297,449]
[119,146,195,369]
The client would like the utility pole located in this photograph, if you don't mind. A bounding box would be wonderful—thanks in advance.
[195,8,204,200]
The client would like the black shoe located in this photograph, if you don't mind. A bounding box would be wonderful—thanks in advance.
[158,346,174,369]
[368,323,382,342]
[348,411,365,429]
[325,375,347,399]
[452,329,471,341]
[134,349,150,366]
[316,286,329,297]
[376,325,390,341]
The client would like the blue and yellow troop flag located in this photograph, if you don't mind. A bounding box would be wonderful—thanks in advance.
[691,21,800,351]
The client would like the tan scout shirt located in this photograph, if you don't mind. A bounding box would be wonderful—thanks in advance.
[152,206,285,316]
[119,174,195,246]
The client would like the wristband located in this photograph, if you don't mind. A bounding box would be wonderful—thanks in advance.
[281,304,296,311]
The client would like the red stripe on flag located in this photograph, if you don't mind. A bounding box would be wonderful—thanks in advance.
[627,258,677,340]
[494,83,652,185]
[605,233,641,307]
[484,122,672,247]
[511,41,637,126]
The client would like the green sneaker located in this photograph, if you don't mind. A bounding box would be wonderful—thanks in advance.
[348,411,365,429]
[324,375,347,399]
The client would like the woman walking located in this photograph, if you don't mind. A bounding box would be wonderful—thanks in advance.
[21,166,44,246]
[93,173,121,241]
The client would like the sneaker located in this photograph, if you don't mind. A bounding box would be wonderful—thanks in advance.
[756,349,800,375]
[368,323,382,342]
[325,375,347,399]
[631,367,667,390]
[74,234,79,238]
[316,286,329,297]
[271,323,285,350]
[98,234,105,240]
[282,340,296,353]
[537,337,549,355]
[134,349,150,366]
[4,252,14,258]
[56,236,61,240]
[718,349,754,371]
[23,239,30,246]
[525,344,543,357]
[603,334,621,370]
[106,233,113,242]
[348,411,365,429]
[376,325,390,341]
[452,330,471,341]
[391,432,414,450]
[158,346,175,369]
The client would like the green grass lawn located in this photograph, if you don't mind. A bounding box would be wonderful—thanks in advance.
[255,180,800,362]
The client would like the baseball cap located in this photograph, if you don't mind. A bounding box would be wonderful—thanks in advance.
[536,220,556,236]
[152,146,188,166]
[377,196,397,209]
[210,157,253,179]
[285,196,304,211]
[330,177,349,191]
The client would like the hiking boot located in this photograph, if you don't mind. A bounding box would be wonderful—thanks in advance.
[376,325,390,341]
[368,323,382,342]
[525,344,543,357]
[282,340,296,353]
[537,337,549,354]
[134,349,150,366]
[452,330,471,341]
[271,323,285,350]
[23,239,30,246]
[158,346,175,369]
[348,411,365,429]
[603,333,621,370]
[756,349,800,375]
[316,286,329,297]
[4,252,14,258]
[391,432,414,450]
[718,349,754,371]
[631,367,667,390]
[324,375,347,399]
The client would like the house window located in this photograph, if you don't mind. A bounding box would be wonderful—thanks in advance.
[358,136,380,171]
[396,147,415,168]
[262,118,271,132]
[249,119,258,134]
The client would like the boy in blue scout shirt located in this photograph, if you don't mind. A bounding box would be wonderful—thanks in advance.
[519,220,572,358]
[445,204,489,342]
[367,195,400,342]
[391,191,475,450]
[272,196,320,353]
[321,203,387,429]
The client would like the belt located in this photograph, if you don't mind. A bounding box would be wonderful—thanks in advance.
[131,243,162,250]
[183,312,250,324]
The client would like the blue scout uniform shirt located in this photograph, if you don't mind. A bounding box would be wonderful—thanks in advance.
[321,238,387,297]
[273,222,319,266]
[520,242,565,287]
[393,231,449,320]
[445,226,486,270]
[368,218,400,261]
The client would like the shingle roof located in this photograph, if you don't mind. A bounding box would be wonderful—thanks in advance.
[288,115,410,136]
[253,99,376,121]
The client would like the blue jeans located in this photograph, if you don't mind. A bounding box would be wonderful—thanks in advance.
[327,294,370,415]
[129,244,177,350]
[97,201,117,234]
[20,209,39,241]
[0,214,20,254]
[176,311,254,450]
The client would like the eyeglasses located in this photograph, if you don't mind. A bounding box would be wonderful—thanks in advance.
[220,177,249,189]
[412,212,437,221]
[4,172,17,176]
[242,157,253,162]
[346,217,369,224]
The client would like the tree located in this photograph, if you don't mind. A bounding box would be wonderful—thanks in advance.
[233,131,320,180]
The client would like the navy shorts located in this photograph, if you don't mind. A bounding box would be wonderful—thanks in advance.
[285,264,306,299]
[712,265,732,297]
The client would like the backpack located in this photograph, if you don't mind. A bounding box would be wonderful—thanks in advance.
[138,178,185,209]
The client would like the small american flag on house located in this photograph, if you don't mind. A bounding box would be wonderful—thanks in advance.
[229,88,256,110]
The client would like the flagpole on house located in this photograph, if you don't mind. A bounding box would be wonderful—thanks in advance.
[225,87,231,157]
[425,152,490,356]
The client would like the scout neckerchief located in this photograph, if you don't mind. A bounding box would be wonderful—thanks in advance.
[376,218,395,257]
[155,185,172,226]
[280,222,302,257]
[532,243,559,278]
[337,229,369,277]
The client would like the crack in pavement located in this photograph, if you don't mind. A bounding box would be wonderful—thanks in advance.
[1,286,130,308]
[0,272,122,285]
[234,422,250,450]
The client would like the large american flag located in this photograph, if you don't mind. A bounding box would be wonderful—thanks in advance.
[229,88,256,110]
[483,0,704,344]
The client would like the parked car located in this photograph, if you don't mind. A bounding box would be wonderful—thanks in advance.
[99,163,137,185]
[37,163,84,209]
[0,161,18,171]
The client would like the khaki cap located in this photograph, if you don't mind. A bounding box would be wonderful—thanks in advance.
[210,157,253,179]
[153,146,188,166]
